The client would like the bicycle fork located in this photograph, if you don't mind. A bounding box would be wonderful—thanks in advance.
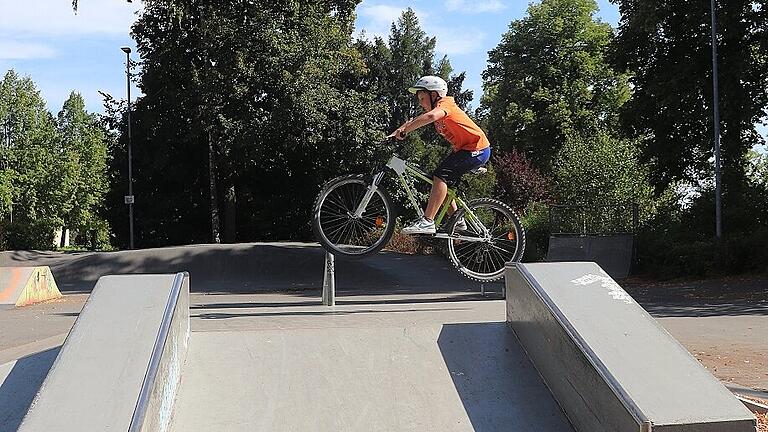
[353,170,386,218]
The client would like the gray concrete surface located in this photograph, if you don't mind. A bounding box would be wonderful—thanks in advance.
[506,262,756,432]
[0,348,59,432]
[171,299,575,432]
[1,244,765,431]
[18,275,182,432]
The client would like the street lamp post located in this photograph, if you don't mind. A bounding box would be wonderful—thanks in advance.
[121,46,135,249]
[710,0,723,240]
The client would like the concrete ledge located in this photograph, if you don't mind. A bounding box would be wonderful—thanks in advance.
[0,267,62,308]
[19,273,189,432]
[505,262,756,432]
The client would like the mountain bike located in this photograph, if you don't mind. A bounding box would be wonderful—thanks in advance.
[312,150,525,282]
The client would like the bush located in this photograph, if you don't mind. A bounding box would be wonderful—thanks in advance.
[634,182,768,277]
[520,201,550,262]
[554,132,656,224]
[494,149,551,211]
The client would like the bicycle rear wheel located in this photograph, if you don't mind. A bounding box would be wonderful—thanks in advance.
[312,174,396,257]
[446,198,526,282]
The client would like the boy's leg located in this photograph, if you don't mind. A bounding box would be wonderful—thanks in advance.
[424,177,448,220]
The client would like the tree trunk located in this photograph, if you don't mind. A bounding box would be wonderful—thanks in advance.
[208,130,221,243]
[224,185,236,243]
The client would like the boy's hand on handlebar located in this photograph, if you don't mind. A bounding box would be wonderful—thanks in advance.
[387,118,413,141]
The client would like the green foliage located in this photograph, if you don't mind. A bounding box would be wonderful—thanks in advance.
[747,148,768,187]
[635,184,768,276]
[58,92,110,236]
[611,0,768,196]
[480,0,630,171]
[554,131,653,203]
[111,0,384,247]
[1,70,66,249]
[519,201,550,262]
[0,71,110,250]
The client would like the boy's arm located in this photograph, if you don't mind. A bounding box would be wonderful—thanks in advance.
[388,107,447,139]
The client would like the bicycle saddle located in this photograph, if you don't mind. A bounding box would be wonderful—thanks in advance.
[467,166,488,175]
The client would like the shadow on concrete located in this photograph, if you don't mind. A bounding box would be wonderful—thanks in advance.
[0,347,60,432]
[1,244,487,297]
[190,292,501,311]
[436,322,574,432]
[194,306,473,320]
[638,301,768,318]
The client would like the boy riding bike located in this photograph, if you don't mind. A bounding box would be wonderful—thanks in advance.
[389,75,491,235]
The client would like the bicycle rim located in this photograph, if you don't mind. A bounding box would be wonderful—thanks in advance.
[315,178,393,256]
[447,199,524,282]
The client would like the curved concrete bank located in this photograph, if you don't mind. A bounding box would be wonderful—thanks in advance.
[18,273,189,432]
[505,262,756,432]
[0,267,61,308]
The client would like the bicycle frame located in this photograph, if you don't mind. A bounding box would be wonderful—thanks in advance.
[355,155,490,239]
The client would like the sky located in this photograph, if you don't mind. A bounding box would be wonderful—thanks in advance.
[0,0,765,146]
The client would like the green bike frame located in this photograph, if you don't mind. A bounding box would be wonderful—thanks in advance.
[353,156,489,239]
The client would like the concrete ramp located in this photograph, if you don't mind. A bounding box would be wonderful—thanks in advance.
[0,267,61,308]
[505,262,756,432]
[170,301,575,431]
[18,273,189,432]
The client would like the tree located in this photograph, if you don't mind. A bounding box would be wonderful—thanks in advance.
[353,9,474,171]
[57,92,110,242]
[108,0,385,247]
[0,70,72,249]
[479,0,630,171]
[611,0,768,196]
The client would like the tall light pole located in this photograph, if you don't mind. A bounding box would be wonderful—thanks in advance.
[710,0,723,240]
[121,46,135,249]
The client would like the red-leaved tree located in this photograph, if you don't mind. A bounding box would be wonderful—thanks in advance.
[493,149,552,211]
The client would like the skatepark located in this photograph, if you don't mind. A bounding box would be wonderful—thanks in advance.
[0,243,764,431]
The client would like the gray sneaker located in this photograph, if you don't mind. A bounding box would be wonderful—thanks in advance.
[402,217,436,235]
[454,217,468,231]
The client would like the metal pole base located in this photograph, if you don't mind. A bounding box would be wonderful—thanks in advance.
[322,252,335,306]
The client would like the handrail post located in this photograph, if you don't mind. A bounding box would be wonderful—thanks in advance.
[322,252,335,306]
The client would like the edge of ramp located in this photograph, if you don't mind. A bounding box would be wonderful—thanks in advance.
[18,273,189,432]
[505,262,756,432]
[129,272,190,432]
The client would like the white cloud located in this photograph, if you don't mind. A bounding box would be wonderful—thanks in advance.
[0,0,142,35]
[355,2,429,40]
[359,4,409,26]
[0,40,56,59]
[445,0,506,13]
[433,30,485,56]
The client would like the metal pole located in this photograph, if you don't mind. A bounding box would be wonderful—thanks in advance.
[710,0,723,240]
[124,48,135,249]
[322,252,335,306]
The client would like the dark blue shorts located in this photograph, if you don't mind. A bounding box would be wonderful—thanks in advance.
[433,147,491,187]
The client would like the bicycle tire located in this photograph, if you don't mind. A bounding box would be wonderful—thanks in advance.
[312,174,396,258]
[446,197,526,282]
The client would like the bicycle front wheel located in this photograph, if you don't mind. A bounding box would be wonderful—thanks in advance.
[447,198,526,282]
[312,174,396,258]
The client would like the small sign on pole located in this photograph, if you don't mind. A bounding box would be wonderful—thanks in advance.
[124,195,135,205]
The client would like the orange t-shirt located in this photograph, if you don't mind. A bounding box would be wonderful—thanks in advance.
[433,97,490,152]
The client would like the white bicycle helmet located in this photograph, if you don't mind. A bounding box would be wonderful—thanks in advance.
[408,75,448,97]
